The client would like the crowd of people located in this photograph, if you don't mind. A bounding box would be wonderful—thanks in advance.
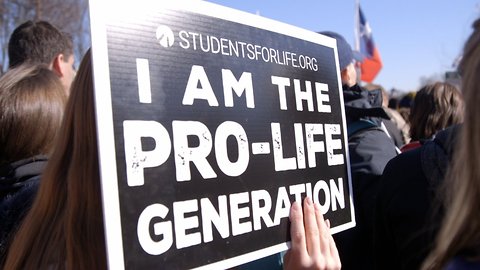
[0,14,479,270]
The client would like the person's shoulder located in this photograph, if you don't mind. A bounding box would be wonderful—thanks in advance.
[384,146,422,173]
[446,256,480,270]
[348,122,398,157]
[349,125,398,176]
[0,175,40,259]
[350,125,396,151]
[0,175,40,218]
[419,125,460,189]
[380,146,423,192]
[432,124,461,155]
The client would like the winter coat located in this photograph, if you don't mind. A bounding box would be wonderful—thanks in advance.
[333,84,398,270]
[446,256,480,270]
[374,125,459,270]
[0,156,45,264]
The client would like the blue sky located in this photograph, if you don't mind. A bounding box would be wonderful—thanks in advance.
[206,0,479,92]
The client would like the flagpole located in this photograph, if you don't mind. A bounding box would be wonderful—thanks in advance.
[354,0,360,51]
[354,0,362,84]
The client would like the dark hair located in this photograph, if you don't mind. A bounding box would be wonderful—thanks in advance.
[0,63,67,165]
[409,82,463,141]
[399,92,415,108]
[388,97,399,109]
[8,20,73,68]
[4,50,107,269]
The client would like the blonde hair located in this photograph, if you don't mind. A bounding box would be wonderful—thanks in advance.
[422,19,480,269]
[0,63,66,165]
[4,50,106,269]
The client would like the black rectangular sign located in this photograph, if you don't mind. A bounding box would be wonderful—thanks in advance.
[89,1,355,269]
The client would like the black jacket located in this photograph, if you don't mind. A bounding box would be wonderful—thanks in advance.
[0,156,45,264]
[373,125,459,270]
[333,84,398,270]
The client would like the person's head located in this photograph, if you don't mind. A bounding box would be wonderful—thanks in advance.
[0,63,67,166]
[421,19,480,270]
[8,20,75,92]
[397,91,415,124]
[388,97,399,110]
[408,82,463,141]
[319,31,358,87]
[4,50,106,269]
[364,83,389,107]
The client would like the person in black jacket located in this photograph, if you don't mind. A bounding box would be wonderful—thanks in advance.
[374,125,459,270]
[319,31,398,270]
[0,64,67,265]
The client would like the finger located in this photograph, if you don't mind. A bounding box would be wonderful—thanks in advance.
[325,220,341,266]
[283,250,291,268]
[314,202,331,255]
[329,237,341,269]
[304,197,321,257]
[289,200,307,255]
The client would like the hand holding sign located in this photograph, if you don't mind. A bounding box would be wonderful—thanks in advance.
[283,197,341,270]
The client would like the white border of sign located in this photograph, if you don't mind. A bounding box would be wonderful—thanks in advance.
[89,0,355,269]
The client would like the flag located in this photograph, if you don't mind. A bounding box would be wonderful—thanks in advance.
[355,4,382,82]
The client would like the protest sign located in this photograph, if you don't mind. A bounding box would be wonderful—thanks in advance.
[89,1,355,269]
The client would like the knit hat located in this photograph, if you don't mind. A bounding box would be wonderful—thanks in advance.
[319,31,362,70]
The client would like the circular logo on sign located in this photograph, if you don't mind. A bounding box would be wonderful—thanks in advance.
[156,25,175,48]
